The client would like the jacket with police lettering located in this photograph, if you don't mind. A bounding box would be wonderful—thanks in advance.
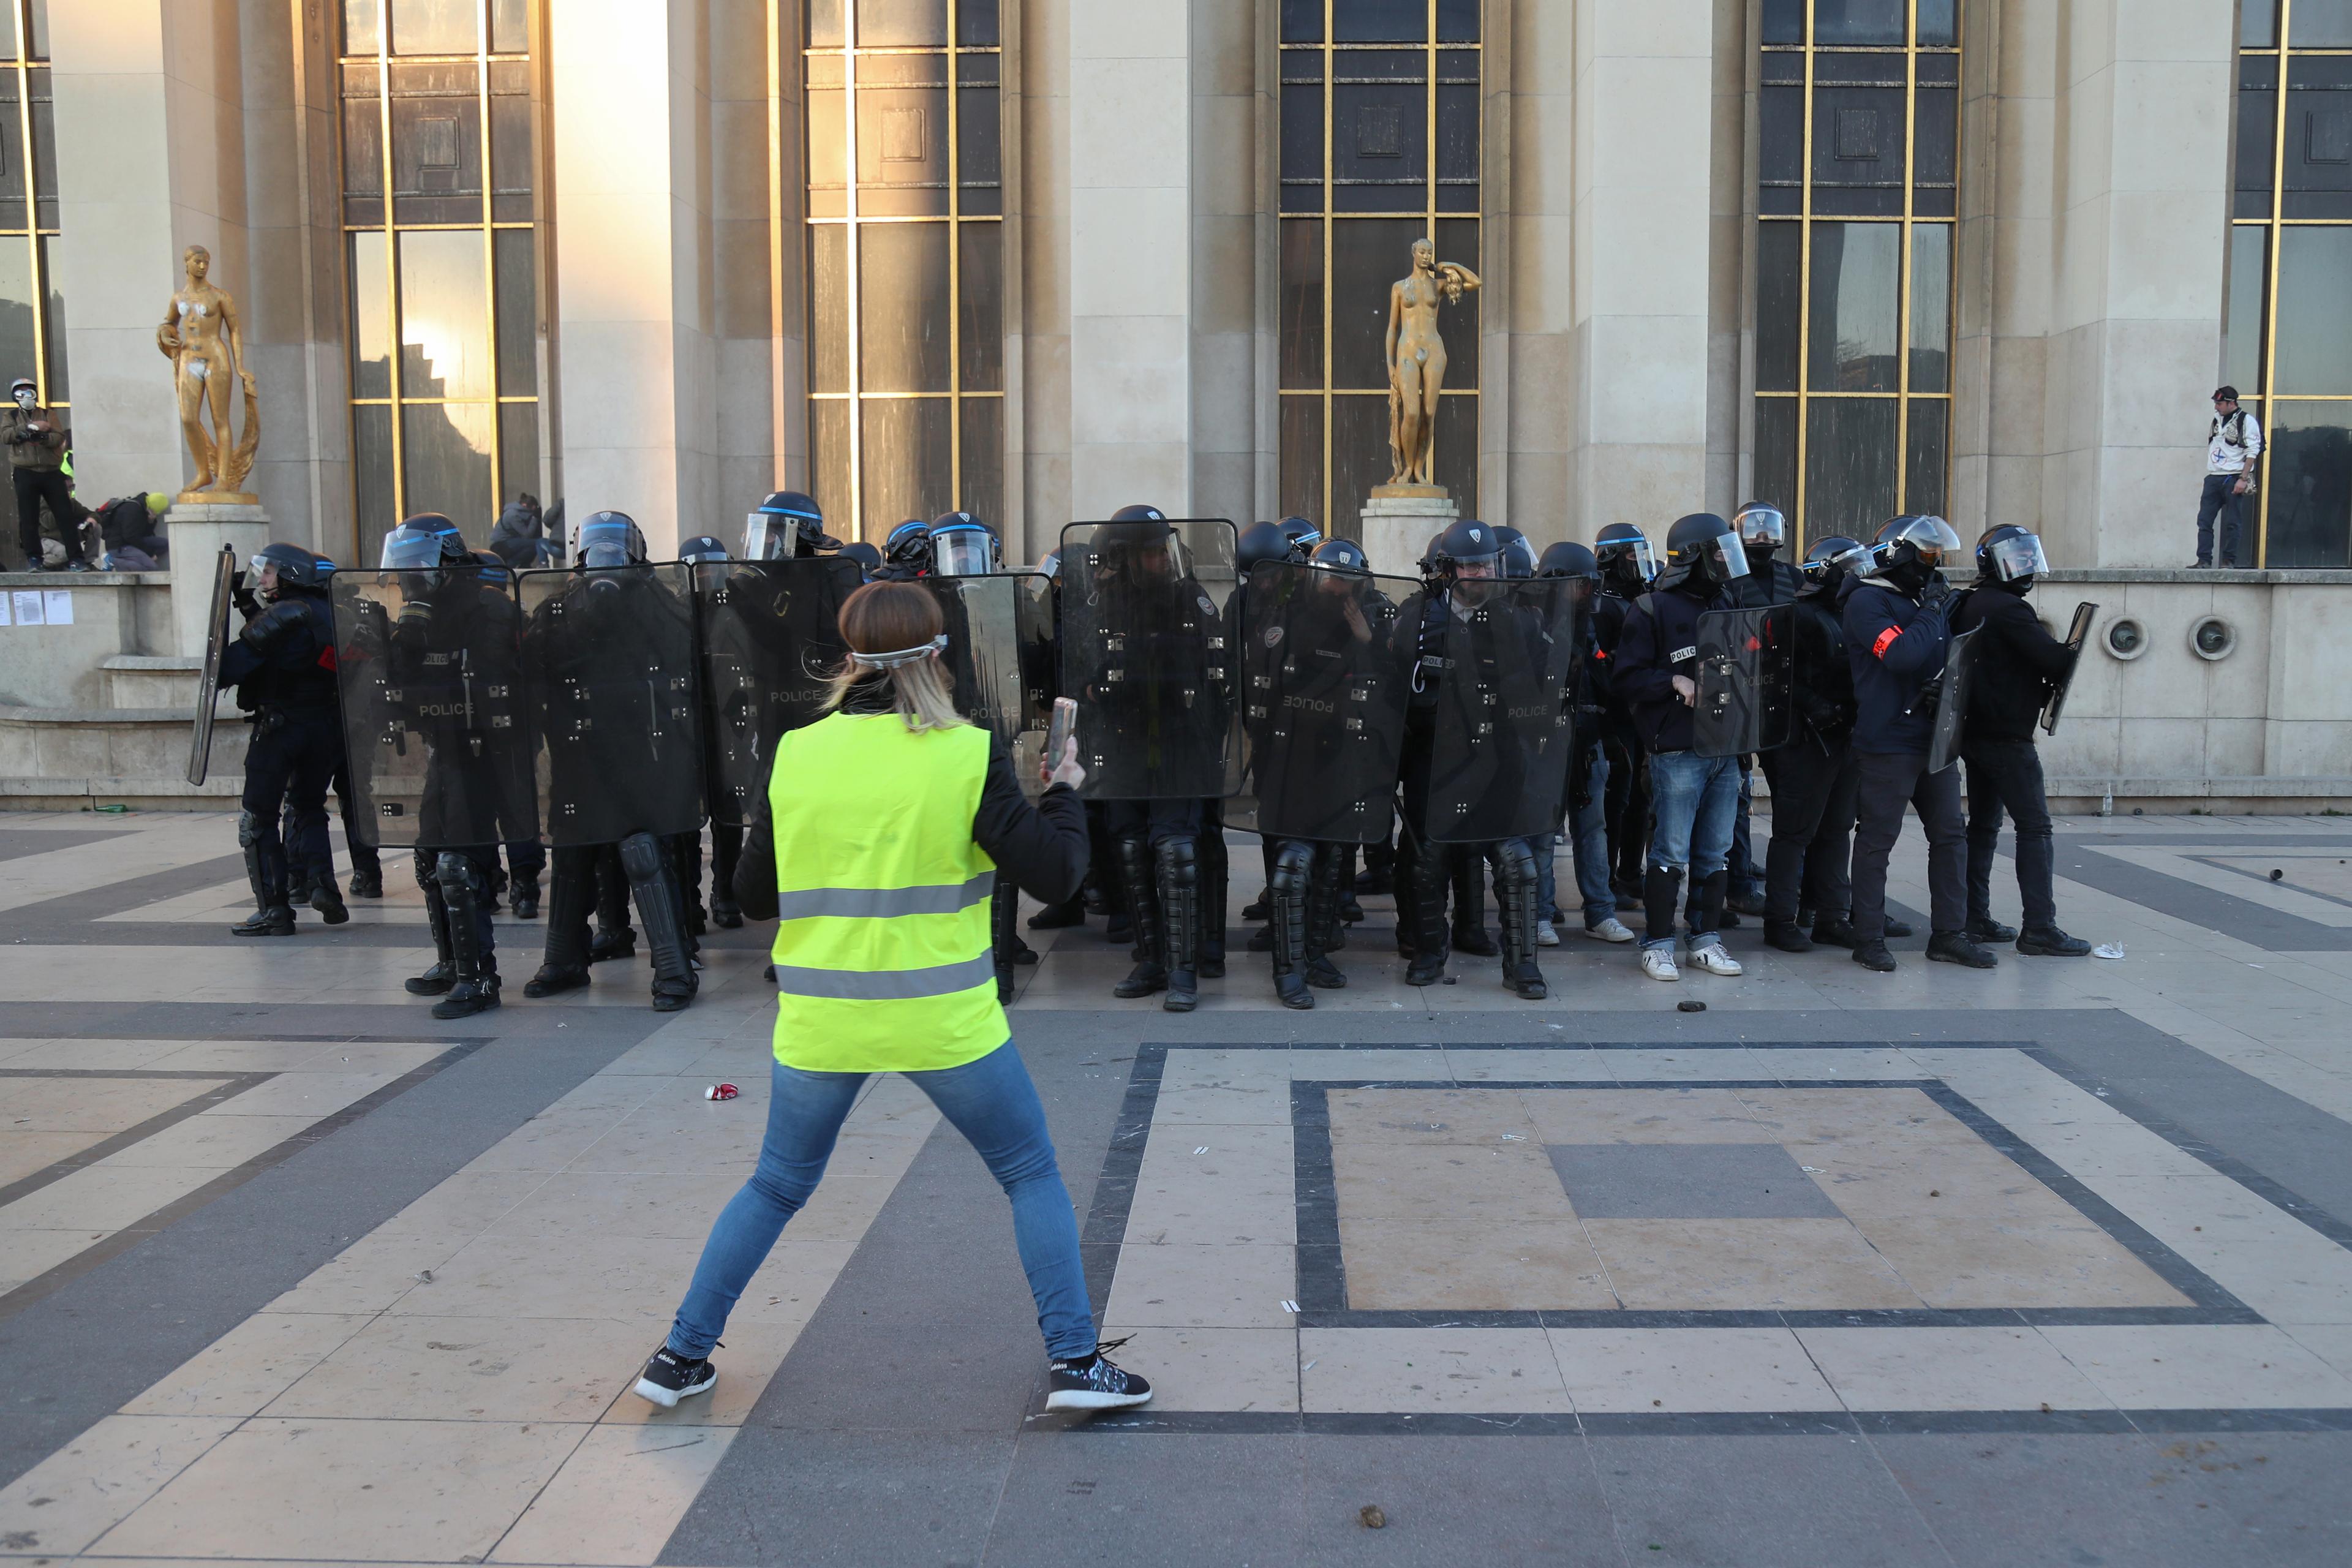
[1612,574,1732,755]
[1841,575,1951,756]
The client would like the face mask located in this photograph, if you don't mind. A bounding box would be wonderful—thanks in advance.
[13,393,32,409]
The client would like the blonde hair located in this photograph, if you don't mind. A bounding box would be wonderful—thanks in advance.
[821,581,970,733]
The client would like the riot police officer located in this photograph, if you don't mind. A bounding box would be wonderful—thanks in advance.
[1952,526,2092,957]
[1592,520,1658,903]
[742,490,843,562]
[1611,513,1751,982]
[221,542,350,936]
[1842,514,1992,973]
[1538,541,1637,946]
[272,548,385,911]
[1760,535,1867,952]
[522,511,706,1010]
[876,519,933,581]
[1395,518,1549,999]
[1724,501,1804,919]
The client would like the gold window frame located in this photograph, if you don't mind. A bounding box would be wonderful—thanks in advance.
[2,0,65,415]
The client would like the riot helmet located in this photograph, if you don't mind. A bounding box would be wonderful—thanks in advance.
[929,511,1000,576]
[1975,524,2048,592]
[679,535,730,563]
[1538,540,1600,582]
[881,518,933,577]
[1662,512,1752,589]
[1593,521,1658,592]
[1494,524,1536,580]
[1310,537,1371,577]
[380,513,469,571]
[840,540,883,579]
[1110,503,1166,523]
[1236,520,1294,577]
[1871,514,1964,595]
[575,510,647,572]
[744,490,839,561]
[1277,516,1324,558]
[1732,500,1789,563]
[10,376,34,409]
[1800,534,1867,597]
[1422,518,1505,581]
[469,548,513,588]
[250,541,328,600]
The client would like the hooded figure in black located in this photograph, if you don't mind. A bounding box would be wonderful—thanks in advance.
[1949,526,2092,957]
[1758,534,1866,953]
[1591,521,1658,899]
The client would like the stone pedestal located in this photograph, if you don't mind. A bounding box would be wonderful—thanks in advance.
[1359,489,1458,578]
[165,502,270,658]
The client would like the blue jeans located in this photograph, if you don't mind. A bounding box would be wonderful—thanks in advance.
[1568,748,1616,928]
[2195,473,2245,567]
[666,1042,1095,1361]
[1643,749,1741,953]
[1532,832,1560,923]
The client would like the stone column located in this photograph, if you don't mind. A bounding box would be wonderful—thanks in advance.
[1067,0,1193,518]
[548,0,718,557]
[1554,0,1716,538]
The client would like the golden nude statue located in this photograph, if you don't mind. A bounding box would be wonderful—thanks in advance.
[1382,236,1480,490]
[156,244,260,503]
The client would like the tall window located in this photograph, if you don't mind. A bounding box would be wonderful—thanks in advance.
[1280,0,1480,530]
[1754,0,1957,544]
[2230,1,2352,568]
[805,0,1003,540]
[0,0,66,420]
[337,0,543,565]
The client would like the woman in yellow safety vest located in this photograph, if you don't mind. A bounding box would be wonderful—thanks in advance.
[633,580,1152,1414]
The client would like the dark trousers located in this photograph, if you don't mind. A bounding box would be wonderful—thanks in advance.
[13,466,85,567]
[1763,734,1858,925]
[1729,761,1762,892]
[2195,473,2246,567]
[1104,798,1203,848]
[242,709,341,897]
[1604,731,1649,888]
[330,758,381,878]
[1964,739,2058,932]
[1849,750,1966,941]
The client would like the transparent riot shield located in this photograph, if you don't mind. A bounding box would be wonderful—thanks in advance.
[2040,600,2098,736]
[1692,603,1796,759]
[184,546,237,786]
[1056,519,1240,800]
[927,572,1038,742]
[1227,559,1412,843]
[1411,576,1584,844]
[1926,625,1980,775]
[521,563,706,846]
[332,565,537,850]
[692,556,862,827]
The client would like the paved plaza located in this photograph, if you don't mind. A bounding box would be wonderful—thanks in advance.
[1,812,2350,1565]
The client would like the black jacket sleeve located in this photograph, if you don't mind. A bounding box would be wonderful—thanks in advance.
[1986,592,2076,680]
[731,731,1090,922]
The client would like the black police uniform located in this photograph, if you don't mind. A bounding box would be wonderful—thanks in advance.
[1951,584,2079,944]
[220,580,347,934]
[1763,579,1860,945]
[1841,572,1969,954]
[1591,582,1649,899]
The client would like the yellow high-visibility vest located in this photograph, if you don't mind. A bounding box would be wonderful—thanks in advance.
[765,710,1005,1072]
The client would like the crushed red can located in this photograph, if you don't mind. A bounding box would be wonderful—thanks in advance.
[704,1082,740,1101]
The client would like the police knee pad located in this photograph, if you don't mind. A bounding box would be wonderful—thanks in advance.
[435,851,480,898]
[1492,838,1539,891]
[236,809,265,849]
[1155,835,1199,886]
[1269,840,1312,897]
[619,831,665,886]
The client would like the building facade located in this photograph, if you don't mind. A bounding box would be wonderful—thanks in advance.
[31,0,2343,576]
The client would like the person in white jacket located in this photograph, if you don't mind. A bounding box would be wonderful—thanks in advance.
[2194,386,2263,568]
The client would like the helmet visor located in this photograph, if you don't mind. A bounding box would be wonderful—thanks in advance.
[1736,506,1787,550]
[1891,515,1966,569]
[1606,537,1659,582]
[379,531,446,570]
[576,520,635,571]
[679,540,728,564]
[1708,532,1752,581]
[742,513,785,560]
[931,529,995,576]
[1986,532,2049,581]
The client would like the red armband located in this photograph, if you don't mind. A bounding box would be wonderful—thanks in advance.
[1871,626,1901,660]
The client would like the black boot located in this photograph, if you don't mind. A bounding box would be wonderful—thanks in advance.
[1493,842,1548,1000]
[591,849,635,959]
[624,832,700,1012]
[1965,918,2019,944]
[1763,919,1815,953]
[2017,925,2092,957]
[1111,836,1167,999]
[407,873,458,996]
[431,853,502,1019]
[1305,843,1348,990]
[310,870,349,926]
[1853,940,1898,972]
[1156,837,1201,1013]
[1643,864,1684,950]
[1811,914,1860,950]
[530,850,596,997]
[1268,842,1314,1010]
[1404,846,1453,986]
[1450,856,1497,956]
[231,813,296,937]
[1926,930,1998,969]
[510,871,541,921]
[349,866,384,899]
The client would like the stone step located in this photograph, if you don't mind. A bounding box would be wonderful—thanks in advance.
[0,703,250,790]
[102,654,206,710]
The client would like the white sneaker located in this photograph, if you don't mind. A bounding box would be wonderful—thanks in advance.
[1585,916,1637,944]
[1687,941,1744,977]
[1641,947,1681,982]
[1535,919,1559,948]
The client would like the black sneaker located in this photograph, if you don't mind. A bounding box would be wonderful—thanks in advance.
[633,1344,717,1409]
[1927,930,1999,969]
[1883,916,1915,939]
[312,880,350,925]
[2017,926,2093,957]
[1046,1341,1153,1413]
[1853,940,1898,973]
[1965,919,2018,944]
[349,869,384,899]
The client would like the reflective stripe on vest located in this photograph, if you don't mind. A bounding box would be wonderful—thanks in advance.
[765,712,1006,1074]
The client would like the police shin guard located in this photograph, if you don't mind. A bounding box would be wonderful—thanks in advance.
[1491,841,1548,1001]
[230,810,295,937]
[1643,864,1685,948]
[1156,837,1202,1013]
[992,878,1020,1004]
[406,852,457,997]
[432,852,500,1019]
[1267,842,1314,1010]
[1404,845,1454,986]
[1111,835,1167,1000]
[1305,843,1348,990]
[1197,820,1227,979]
[622,831,698,1012]
[1451,854,1497,955]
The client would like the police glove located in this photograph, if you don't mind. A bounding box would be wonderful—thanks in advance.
[230,569,260,617]
[1920,577,1954,612]
[239,597,312,653]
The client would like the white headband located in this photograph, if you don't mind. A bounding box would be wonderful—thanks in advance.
[850,634,948,669]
